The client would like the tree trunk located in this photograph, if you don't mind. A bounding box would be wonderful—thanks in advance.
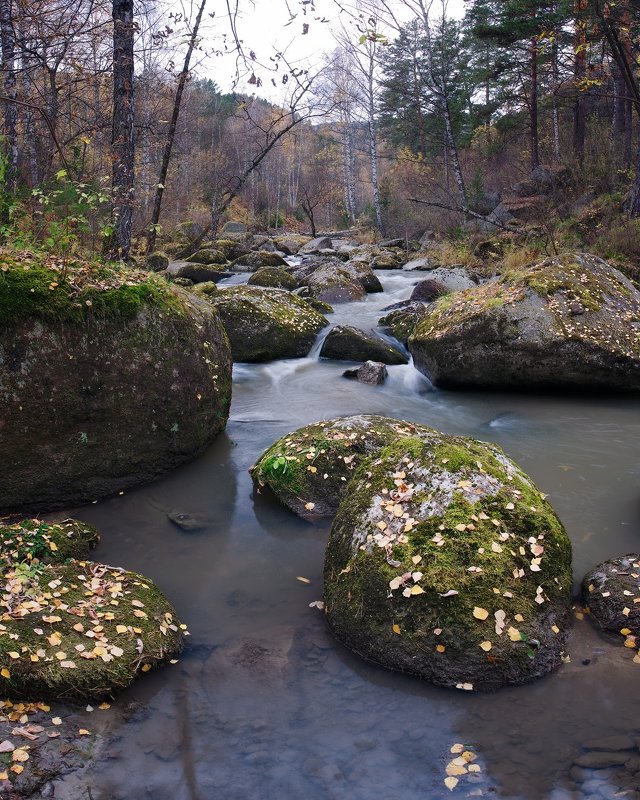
[530,37,540,170]
[0,0,18,211]
[344,119,357,222]
[551,34,561,161]
[106,0,135,261]
[573,1,587,162]
[613,63,626,143]
[630,139,640,217]
[366,63,383,234]
[146,0,206,252]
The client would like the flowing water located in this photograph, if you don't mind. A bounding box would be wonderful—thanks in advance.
[54,271,640,800]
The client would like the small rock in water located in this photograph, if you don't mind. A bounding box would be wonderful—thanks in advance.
[168,511,210,531]
[342,361,388,386]
[582,736,636,752]
[574,752,632,769]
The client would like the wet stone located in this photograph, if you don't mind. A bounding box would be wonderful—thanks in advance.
[574,752,632,769]
[582,736,637,752]
[167,511,210,531]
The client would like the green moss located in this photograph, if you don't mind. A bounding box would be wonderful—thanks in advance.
[0,560,184,702]
[324,431,572,688]
[251,416,432,517]
[0,519,184,702]
[0,249,185,330]
[247,267,297,290]
[0,519,99,568]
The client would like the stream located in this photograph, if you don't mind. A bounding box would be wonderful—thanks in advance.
[54,270,640,800]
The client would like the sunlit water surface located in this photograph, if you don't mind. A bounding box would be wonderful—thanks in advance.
[55,271,640,800]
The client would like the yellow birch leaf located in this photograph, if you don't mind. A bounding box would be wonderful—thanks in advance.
[392,624,401,635]
[473,607,489,621]
[444,776,458,791]
[479,641,492,651]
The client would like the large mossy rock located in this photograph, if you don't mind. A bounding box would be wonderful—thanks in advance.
[274,235,312,255]
[410,253,640,390]
[214,239,251,261]
[319,325,408,365]
[324,431,573,690]
[301,263,366,304]
[250,415,429,518]
[231,251,288,271]
[582,555,640,636]
[0,250,232,511]
[0,519,184,702]
[166,261,231,283]
[378,302,430,346]
[247,267,298,290]
[184,248,227,265]
[200,285,327,362]
[342,261,383,293]
[145,252,170,272]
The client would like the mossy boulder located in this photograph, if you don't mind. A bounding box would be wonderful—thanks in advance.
[319,325,408,365]
[343,261,383,293]
[0,519,100,567]
[324,431,573,691]
[301,295,334,314]
[145,252,170,272]
[274,235,312,255]
[372,252,402,269]
[200,285,327,362]
[378,302,430,345]
[301,263,366,304]
[166,261,231,284]
[231,251,288,271]
[410,252,640,390]
[214,239,251,261]
[184,248,227,265]
[248,267,298,290]
[173,220,204,243]
[582,555,640,637]
[0,520,184,701]
[0,249,232,511]
[250,415,430,519]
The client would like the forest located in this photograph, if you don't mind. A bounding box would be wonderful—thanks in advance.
[0,0,640,258]
[1,1,640,799]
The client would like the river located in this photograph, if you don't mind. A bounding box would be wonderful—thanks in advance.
[54,270,640,800]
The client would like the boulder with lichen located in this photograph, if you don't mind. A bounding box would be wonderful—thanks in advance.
[410,252,640,390]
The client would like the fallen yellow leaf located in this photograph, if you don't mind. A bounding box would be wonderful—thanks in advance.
[473,607,489,621]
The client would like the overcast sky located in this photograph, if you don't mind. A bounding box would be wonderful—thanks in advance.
[196,0,466,98]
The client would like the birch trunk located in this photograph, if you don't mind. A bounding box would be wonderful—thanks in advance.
[147,0,207,252]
